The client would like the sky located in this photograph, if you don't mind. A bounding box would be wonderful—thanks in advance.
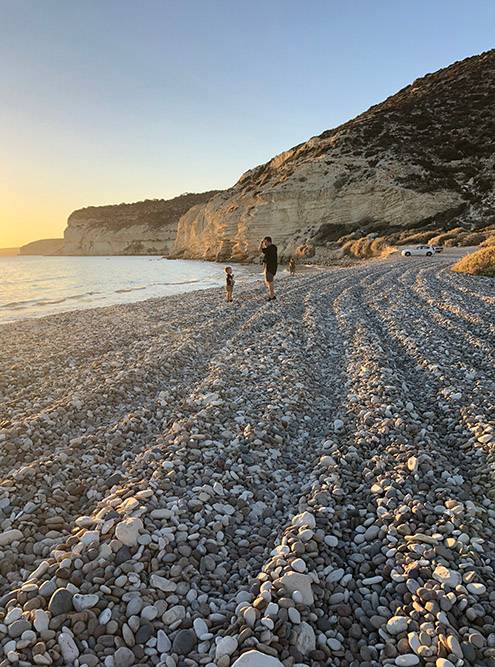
[1,0,494,247]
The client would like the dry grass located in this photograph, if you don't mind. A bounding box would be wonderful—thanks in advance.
[481,235,495,247]
[342,236,395,259]
[430,228,495,247]
[429,227,465,246]
[452,246,495,277]
[395,231,433,246]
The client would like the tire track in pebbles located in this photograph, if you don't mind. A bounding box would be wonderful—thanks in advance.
[0,259,493,667]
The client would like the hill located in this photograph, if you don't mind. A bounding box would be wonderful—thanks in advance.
[19,239,64,255]
[173,49,495,261]
[63,191,220,255]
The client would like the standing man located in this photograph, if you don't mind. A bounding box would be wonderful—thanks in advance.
[259,236,278,301]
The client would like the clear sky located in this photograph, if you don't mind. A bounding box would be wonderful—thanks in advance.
[1,0,494,247]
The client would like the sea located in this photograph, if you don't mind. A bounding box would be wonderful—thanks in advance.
[0,255,263,324]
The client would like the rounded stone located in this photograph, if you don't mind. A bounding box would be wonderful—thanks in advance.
[172,629,197,655]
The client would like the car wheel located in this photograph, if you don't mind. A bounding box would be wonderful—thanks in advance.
[426,252,432,256]
[405,252,411,256]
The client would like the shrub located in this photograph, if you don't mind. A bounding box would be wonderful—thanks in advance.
[342,236,395,259]
[429,227,465,246]
[396,231,433,245]
[452,247,495,277]
[456,232,488,246]
[481,235,495,247]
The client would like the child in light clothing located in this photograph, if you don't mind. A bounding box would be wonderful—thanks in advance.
[225,266,234,302]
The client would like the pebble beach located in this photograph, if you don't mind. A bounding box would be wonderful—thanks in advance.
[0,253,494,667]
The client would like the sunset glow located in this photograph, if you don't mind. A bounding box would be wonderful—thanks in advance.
[2,0,494,249]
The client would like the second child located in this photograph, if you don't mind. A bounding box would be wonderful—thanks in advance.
[225,266,235,302]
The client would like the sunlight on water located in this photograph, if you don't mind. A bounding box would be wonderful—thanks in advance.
[0,256,262,323]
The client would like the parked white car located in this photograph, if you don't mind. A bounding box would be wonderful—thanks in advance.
[401,245,435,257]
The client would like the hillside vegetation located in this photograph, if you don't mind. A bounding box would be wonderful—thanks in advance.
[452,246,495,277]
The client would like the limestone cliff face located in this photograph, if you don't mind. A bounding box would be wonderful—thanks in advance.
[174,50,495,261]
[63,192,219,255]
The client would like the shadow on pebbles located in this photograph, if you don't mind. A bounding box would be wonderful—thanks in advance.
[0,255,494,667]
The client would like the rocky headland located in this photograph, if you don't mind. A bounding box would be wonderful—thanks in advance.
[0,250,494,666]
[63,193,220,256]
[25,50,494,261]
[172,49,495,262]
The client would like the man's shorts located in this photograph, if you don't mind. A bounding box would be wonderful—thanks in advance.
[264,269,276,283]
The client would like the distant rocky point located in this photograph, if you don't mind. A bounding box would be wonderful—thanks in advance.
[63,192,220,255]
[19,239,64,255]
[0,247,19,256]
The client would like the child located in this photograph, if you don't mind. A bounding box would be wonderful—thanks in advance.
[288,257,296,276]
[225,266,234,302]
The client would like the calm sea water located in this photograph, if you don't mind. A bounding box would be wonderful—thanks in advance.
[0,256,262,323]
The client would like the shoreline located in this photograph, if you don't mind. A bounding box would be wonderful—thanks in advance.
[0,254,494,665]
[0,258,324,327]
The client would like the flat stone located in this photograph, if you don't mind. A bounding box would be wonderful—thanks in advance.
[231,651,284,667]
[150,574,177,593]
[8,619,31,638]
[58,633,79,663]
[193,618,208,638]
[172,629,197,655]
[215,636,238,660]
[115,517,143,547]
[396,655,419,666]
[72,593,99,612]
[387,616,408,635]
[48,589,73,616]
[467,582,486,595]
[0,529,23,546]
[292,511,316,529]
[279,572,314,605]
[433,565,461,587]
[135,623,153,644]
[294,622,315,655]
[114,646,135,667]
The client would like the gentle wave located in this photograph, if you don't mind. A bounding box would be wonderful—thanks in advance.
[0,256,261,323]
[114,286,147,293]
[0,291,103,310]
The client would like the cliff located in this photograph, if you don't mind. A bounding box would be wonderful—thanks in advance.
[173,49,495,261]
[19,239,64,255]
[63,191,219,255]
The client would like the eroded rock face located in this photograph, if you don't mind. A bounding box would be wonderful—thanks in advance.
[174,49,495,261]
[63,191,219,255]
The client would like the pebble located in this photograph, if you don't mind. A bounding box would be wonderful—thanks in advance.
[48,589,73,616]
[172,629,197,655]
[72,593,99,611]
[231,651,284,667]
[0,260,493,667]
[0,529,23,547]
[215,636,238,659]
[58,633,79,663]
[280,572,314,605]
[387,616,409,636]
[396,656,419,666]
[114,646,135,667]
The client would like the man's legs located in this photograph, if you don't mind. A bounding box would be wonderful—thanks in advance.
[264,272,275,299]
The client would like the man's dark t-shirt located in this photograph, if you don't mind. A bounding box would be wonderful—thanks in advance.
[262,244,278,275]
